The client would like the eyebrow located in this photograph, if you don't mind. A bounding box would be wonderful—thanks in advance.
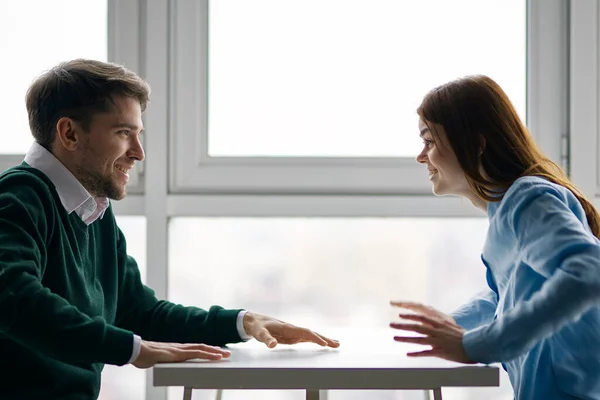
[419,127,430,138]
[112,123,145,133]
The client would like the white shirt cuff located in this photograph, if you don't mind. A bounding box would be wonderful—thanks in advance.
[128,334,142,364]
[236,310,252,341]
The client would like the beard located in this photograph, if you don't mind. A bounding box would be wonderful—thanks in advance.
[73,136,128,200]
[75,162,126,200]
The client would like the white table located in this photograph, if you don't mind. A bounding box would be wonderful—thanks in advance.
[153,329,499,400]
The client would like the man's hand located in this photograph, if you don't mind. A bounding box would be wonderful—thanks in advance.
[389,301,474,364]
[243,312,340,349]
[132,340,231,369]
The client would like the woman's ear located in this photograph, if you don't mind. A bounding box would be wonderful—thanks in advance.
[478,136,486,157]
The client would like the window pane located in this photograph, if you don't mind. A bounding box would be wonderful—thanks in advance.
[209,0,526,157]
[99,216,146,400]
[168,218,512,400]
[0,0,107,154]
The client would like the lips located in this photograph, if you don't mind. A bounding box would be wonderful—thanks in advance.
[115,165,132,175]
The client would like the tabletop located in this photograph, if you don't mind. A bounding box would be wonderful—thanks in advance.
[153,328,499,391]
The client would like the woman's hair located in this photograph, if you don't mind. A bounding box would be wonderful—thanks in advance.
[417,75,600,238]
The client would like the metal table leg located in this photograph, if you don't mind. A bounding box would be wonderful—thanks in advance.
[306,389,320,400]
[433,388,443,400]
[183,387,192,400]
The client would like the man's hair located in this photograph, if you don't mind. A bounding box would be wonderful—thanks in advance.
[25,59,151,149]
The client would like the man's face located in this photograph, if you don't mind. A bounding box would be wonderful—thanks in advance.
[74,95,145,200]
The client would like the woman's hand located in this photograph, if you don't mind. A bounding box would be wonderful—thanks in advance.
[389,301,475,364]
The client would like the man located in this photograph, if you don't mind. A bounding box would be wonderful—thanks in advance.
[0,59,339,400]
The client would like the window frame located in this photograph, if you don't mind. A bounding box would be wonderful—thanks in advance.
[569,0,600,209]
[165,0,567,207]
[107,0,146,194]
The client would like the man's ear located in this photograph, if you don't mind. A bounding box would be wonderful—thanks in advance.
[55,117,81,151]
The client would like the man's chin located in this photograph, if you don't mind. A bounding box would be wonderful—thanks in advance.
[110,193,127,201]
[106,187,127,201]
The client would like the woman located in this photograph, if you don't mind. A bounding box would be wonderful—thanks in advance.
[390,75,600,400]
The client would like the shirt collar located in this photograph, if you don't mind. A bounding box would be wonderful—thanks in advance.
[23,142,109,224]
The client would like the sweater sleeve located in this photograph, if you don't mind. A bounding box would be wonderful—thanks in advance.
[463,182,600,363]
[452,288,498,331]
[112,226,244,346]
[0,177,133,366]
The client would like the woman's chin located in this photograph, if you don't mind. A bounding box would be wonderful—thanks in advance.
[431,184,453,197]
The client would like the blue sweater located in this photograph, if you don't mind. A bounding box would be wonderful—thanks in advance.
[453,176,600,400]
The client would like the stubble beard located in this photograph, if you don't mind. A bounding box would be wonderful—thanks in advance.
[75,162,126,200]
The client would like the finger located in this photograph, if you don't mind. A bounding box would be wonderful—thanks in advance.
[389,322,436,336]
[193,344,231,356]
[407,349,438,358]
[297,328,329,346]
[390,301,433,314]
[166,349,225,362]
[390,300,424,308]
[393,336,432,345]
[314,332,340,348]
[398,313,443,328]
[172,343,231,357]
[255,327,278,348]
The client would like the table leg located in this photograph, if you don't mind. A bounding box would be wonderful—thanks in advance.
[306,389,320,400]
[433,388,442,400]
[183,387,192,400]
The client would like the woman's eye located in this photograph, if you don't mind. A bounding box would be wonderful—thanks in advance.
[423,139,434,148]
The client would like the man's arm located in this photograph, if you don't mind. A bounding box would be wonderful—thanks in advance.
[113,227,245,346]
[111,225,339,353]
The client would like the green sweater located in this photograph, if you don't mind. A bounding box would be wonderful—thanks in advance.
[0,165,243,399]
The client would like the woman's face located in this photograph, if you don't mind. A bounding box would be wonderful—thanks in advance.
[416,119,471,198]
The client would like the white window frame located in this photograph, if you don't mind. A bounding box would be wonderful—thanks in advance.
[165,0,567,208]
[107,0,146,194]
[569,0,600,210]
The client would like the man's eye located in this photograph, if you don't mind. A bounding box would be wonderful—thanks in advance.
[119,130,130,136]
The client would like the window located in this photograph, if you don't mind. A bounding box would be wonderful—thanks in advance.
[170,0,530,195]
[167,217,513,400]
[99,216,147,400]
[208,0,526,158]
[0,0,107,155]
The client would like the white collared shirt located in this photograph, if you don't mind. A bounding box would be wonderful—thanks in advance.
[24,142,109,225]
